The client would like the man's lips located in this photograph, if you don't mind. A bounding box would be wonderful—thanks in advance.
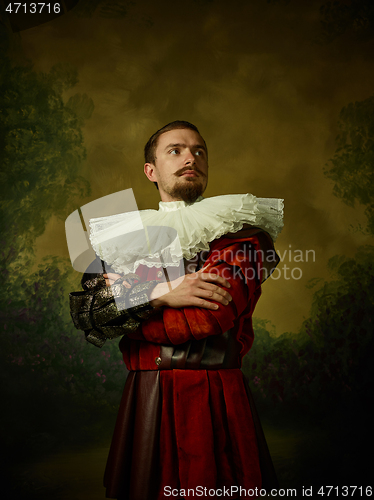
[180,170,199,177]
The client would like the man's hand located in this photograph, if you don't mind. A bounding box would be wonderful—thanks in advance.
[104,273,131,288]
[149,265,232,310]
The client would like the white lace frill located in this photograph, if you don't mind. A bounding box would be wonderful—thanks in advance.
[89,194,284,275]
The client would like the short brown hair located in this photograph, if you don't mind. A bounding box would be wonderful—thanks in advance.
[144,120,206,164]
[144,121,207,189]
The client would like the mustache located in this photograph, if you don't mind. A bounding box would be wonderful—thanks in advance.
[175,166,206,177]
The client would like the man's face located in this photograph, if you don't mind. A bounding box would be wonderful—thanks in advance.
[144,128,209,203]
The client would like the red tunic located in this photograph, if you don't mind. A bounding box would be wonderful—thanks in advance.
[103,233,278,500]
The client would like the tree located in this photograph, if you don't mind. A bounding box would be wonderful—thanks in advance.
[319,0,374,43]
[0,56,91,254]
[324,95,374,235]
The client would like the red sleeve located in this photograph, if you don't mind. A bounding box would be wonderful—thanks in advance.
[131,235,262,345]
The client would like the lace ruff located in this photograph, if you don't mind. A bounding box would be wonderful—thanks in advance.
[89,194,284,274]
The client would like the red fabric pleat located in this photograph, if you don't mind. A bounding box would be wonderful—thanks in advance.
[129,371,161,499]
[173,370,217,491]
[157,372,180,500]
[155,369,262,499]
[218,370,262,492]
[142,314,170,344]
[183,307,222,340]
[104,372,136,498]
[163,308,192,343]
[206,371,238,492]
[129,339,139,370]
[105,369,265,500]
[138,342,161,370]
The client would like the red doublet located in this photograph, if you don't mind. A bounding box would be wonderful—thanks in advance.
[103,234,278,500]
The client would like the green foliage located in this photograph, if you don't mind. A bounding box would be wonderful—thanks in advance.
[324,95,374,235]
[66,93,95,124]
[243,320,304,409]
[319,0,374,43]
[0,257,126,460]
[0,56,91,249]
[0,50,112,462]
[244,245,374,414]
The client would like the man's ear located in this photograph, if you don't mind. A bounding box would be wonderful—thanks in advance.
[144,163,157,183]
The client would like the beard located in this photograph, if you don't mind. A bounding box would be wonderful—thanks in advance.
[167,178,205,204]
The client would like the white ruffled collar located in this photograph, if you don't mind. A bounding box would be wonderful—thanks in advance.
[158,196,205,212]
[89,193,284,274]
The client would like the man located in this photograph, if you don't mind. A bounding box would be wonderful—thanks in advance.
[70,121,283,500]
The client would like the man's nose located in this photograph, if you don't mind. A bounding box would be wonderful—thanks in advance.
[184,150,196,165]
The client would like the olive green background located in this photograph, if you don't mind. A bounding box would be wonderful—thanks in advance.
[18,0,372,334]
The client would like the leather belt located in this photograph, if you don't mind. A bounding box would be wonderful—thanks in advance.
[156,330,242,370]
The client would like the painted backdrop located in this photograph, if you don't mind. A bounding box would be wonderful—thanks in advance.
[1,0,373,499]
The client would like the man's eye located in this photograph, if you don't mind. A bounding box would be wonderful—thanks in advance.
[170,149,179,155]
[195,150,203,156]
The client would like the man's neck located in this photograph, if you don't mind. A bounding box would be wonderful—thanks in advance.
[159,195,200,203]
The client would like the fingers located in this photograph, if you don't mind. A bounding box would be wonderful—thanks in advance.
[188,275,232,304]
[199,272,231,290]
[196,298,221,311]
[201,285,232,305]
[188,269,233,304]
[103,273,131,288]
[104,273,122,281]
